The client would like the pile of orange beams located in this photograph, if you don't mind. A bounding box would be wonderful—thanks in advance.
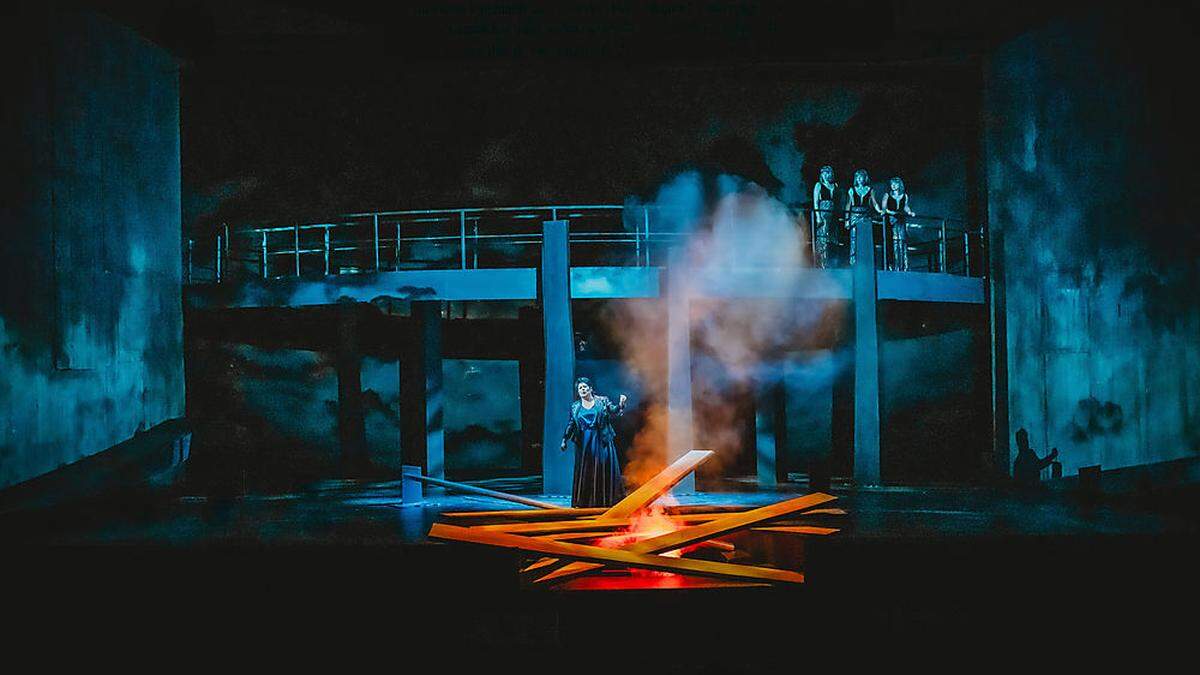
[429,451,843,588]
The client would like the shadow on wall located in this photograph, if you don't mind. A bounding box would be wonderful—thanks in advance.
[988,6,1200,475]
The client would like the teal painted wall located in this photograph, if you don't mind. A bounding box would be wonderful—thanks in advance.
[1,9,184,489]
[986,9,1200,475]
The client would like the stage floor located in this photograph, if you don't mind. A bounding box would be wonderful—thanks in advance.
[4,474,1193,546]
[4,475,1198,652]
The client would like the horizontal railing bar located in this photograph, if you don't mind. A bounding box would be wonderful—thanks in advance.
[343,204,624,218]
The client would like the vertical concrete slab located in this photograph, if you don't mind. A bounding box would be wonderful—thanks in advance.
[755,380,786,485]
[541,220,575,495]
[401,301,444,479]
[853,211,882,485]
[335,304,367,470]
[419,301,445,480]
[667,261,696,493]
[0,9,184,490]
[517,305,544,475]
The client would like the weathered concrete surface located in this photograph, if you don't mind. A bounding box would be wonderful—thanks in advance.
[986,9,1200,475]
[1,9,184,490]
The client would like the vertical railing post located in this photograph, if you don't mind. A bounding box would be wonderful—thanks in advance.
[810,207,818,264]
[963,230,971,276]
[215,233,222,283]
[395,222,401,270]
[643,207,651,267]
[324,227,331,275]
[261,230,268,278]
[634,208,642,266]
[459,210,467,270]
[473,220,479,269]
[881,218,889,271]
[939,219,947,273]
[186,238,193,285]
[294,224,301,276]
[373,214,381,271]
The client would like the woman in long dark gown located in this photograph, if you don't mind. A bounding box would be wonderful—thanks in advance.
[559,377,628,508]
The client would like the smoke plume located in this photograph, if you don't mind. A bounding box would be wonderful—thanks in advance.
[608,171,848,486]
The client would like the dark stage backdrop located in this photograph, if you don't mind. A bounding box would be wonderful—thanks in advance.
[181,61,982,233]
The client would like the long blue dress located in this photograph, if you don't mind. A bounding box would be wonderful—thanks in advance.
[562,395,626,508]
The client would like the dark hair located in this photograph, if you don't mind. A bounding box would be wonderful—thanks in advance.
[574,377,594,391]
[1015,428,1029,445]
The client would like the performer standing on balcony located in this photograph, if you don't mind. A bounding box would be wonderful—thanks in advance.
[844,169,881,266]
[560,377,628,507]
[882,176,916,271]
[811,165,839,268]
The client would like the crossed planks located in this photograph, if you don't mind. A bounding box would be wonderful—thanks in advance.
[530,492,838,584]
[429,522,809,585]
[426,448,840,586]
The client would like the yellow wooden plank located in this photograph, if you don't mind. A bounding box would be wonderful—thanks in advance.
[441,507,606,519]
[440,504,753,520]
[522,450,717,572]
[537,531,617,541]
[753,526,840,535]
[474,513,721,536]
[603,450,714,520]
[535,492,836,584]
[428,523,805,585]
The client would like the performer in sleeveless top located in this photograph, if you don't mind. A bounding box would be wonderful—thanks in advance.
[843,169,881,266]
[881,176,916,271]
[811,165,838,268]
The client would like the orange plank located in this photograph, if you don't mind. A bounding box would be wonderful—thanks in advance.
[535,492,836,584]
[474,513,721,536]
[603,450,714,520]
[429,523,805,585]
[440,504,752,519]
[752,526,840,535]
[441,507,606,519]
[523,450,716,573]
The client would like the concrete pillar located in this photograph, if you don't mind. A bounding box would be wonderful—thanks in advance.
[787,353,835,491]
[853,212,882,485]
[518,347,543,475]
[755,379,786,485]
[667,261,695,493]
[401,301,444,479]
[402,464,424,504]
[541,220,575,495]
[335,303,367,471]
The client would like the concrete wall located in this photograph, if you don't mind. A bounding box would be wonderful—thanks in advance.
[0,9,184,489]
[986,9,1200,475]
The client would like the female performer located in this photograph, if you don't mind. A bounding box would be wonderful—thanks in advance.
[881,176,916,271]
[843,169,881,266]
[560,377,628,508]
[811,165,839,268]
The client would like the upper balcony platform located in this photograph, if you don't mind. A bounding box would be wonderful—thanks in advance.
[185,204,986,309]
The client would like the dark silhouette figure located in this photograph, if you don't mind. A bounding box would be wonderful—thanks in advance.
[1012,428,1058,487]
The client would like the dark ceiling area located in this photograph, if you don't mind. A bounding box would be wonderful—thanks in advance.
[89,0,1094,67]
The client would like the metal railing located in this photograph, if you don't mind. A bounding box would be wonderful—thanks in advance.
[185,203,984,284]
[807,206,984,275]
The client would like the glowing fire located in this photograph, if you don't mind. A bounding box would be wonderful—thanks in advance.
[592,494,715,566]
[596,499,683,556]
